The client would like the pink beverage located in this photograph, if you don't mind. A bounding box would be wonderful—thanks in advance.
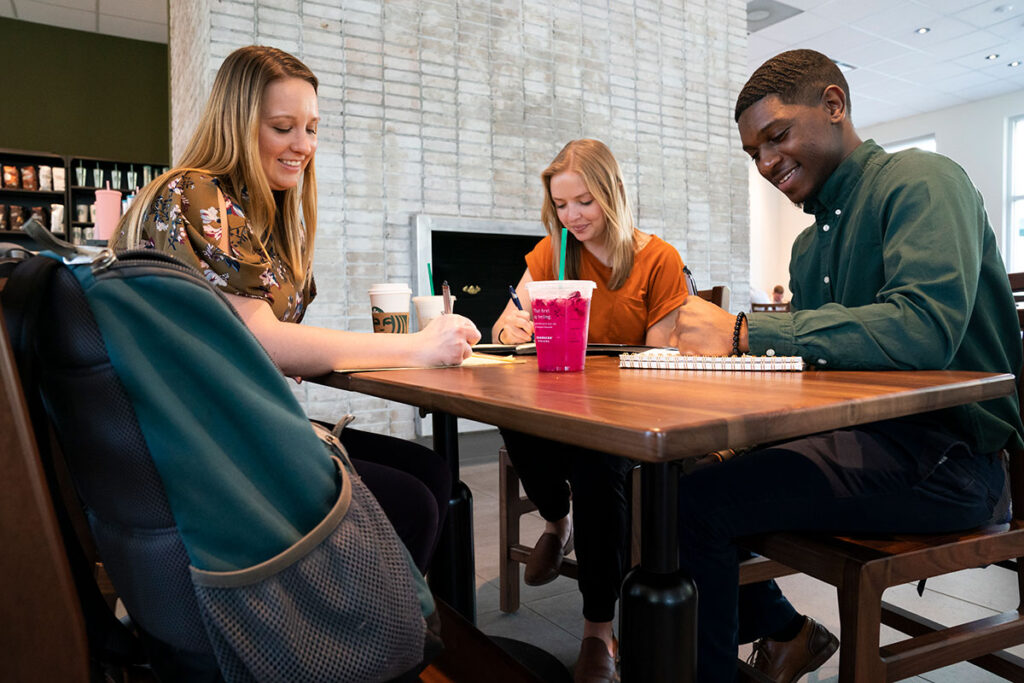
[526,280,596,372]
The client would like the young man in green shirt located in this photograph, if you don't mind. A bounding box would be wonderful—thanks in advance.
[670,49,1024,682]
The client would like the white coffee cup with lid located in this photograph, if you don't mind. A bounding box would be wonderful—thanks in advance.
[369,283,412,333]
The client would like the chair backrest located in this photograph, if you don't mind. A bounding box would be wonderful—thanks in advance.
[697,286,728,308]
[0,304,89,682]
[751,301,790,313]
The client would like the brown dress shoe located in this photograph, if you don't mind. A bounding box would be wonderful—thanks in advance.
[748,617,838,682]
[523,528,574,586]
[574,637,617,683]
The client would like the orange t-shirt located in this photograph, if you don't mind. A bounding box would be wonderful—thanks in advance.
[524,234,687,345]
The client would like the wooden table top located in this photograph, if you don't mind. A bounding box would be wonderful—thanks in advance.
[316,356,1015,462]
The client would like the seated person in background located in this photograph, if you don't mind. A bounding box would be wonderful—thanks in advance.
[492,138,688,683]
[771,284,785,303]
[113,45,481,572]
[669,49,1024,683]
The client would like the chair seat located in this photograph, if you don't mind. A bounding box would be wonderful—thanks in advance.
[742,521,1024,587]
[740,520,1024,681]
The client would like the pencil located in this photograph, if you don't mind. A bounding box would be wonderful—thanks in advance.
[442,280,452,314]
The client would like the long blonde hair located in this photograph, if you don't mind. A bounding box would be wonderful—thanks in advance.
[114,45,319,286]
[540,139,636,290]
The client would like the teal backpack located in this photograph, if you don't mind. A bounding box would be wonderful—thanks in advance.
[3,221,437,682]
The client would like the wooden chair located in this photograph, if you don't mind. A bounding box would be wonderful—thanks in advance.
[739,273,1024,682]
[0,306,89,682]
[698,285,729,309]
[751,301,790,313]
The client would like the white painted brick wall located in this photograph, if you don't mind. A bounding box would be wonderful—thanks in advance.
[169,0,750,439]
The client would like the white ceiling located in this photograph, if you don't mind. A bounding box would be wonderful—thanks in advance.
[0,0,167,44]
[1,0,1023,127]
[749,0,1024,126]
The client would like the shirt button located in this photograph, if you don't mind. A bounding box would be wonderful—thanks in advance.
[822,224,830,232]
[823,276,830,284]
[818,358,828,365]
[766,349,776,356]
[834,209,842,216]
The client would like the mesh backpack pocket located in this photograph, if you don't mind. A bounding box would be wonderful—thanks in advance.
[191,456,427,683]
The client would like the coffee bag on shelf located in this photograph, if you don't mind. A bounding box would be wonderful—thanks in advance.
[53,166,66,191]
[20,166,37,190]
[38,165,52,191]
[3,165,19,188]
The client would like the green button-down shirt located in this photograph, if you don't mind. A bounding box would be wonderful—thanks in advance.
[749,140,1023,453]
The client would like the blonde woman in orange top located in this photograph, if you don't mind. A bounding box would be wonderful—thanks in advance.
[492,139,688,683]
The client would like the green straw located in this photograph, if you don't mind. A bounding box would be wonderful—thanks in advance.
[427,262,434,295]
[558,227,567,280]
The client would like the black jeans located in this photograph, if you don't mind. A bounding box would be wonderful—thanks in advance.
[340,427,451,573]
[677,419,1006,682]
[500,427,635,623]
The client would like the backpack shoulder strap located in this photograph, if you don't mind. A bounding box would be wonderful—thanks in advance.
[1,253,147,669]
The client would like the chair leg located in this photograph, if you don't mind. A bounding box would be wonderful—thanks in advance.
[836,564,886,683]
[498,447,522,614]
[629,465,641,568]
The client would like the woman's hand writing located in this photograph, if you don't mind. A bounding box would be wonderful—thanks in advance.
[494,309,533,345]
[414,314,481,366]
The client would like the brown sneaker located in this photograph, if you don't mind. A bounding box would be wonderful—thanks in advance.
[574,637,618,683]
[523,528,574,586]
[747,617,838,682]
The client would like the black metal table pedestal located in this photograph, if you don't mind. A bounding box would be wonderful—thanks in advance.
[619,461,697,682]
[426,411,477,623]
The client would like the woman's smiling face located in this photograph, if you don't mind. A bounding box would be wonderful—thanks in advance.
[258,77,319,191]
[549,171,607,245]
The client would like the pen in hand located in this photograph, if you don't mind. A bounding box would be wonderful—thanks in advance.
[508,285,534,342]
[508,285,524,311]
[442,280,452,315]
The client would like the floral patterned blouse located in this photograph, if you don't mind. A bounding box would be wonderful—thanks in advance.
[114,170,315,322]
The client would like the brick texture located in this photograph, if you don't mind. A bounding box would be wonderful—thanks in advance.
[169,0,750,438]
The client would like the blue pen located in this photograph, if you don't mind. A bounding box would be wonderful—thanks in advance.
[508,285,535,341]
[508,285,524,311]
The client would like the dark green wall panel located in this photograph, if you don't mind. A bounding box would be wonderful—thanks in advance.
[0,18,168,163]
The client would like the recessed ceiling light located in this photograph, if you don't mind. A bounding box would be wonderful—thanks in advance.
[749,9,771,21]
[986,53,1000,60]
[915,27,931,34]
[994,4,1014,13]
[1010,60,1023,67]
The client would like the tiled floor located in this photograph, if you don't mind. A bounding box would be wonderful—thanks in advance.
[449,429,1020,682]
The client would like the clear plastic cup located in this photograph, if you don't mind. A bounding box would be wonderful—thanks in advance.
[525,280,596,372]
[369,283,412,333]
[413,294,455,331]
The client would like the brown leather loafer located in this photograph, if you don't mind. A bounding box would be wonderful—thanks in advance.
[748,616,838,682]
[574,637,617,683]
[523,529,574,586]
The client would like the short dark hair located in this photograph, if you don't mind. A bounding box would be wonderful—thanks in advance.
[735,49,851,122]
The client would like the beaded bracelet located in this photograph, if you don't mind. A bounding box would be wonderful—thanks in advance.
[732,312,746,357]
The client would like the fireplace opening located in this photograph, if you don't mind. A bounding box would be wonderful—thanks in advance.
[429,230,542,343]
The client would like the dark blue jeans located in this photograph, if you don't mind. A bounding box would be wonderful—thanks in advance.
[677,419,1006,682]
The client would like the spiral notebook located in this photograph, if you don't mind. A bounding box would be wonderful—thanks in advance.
[619,348,804,372]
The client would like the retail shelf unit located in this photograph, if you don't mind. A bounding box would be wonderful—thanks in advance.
[0,148,68,240]
[68,155,167,244]
[0,149,168,248]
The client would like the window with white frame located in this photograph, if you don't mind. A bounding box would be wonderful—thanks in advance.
[882,135,937,154]
[1011,115,1024,272]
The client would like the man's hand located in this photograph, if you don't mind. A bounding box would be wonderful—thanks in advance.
[669,295,746,356]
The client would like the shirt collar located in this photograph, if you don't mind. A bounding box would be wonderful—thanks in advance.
[802,139,883,218]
